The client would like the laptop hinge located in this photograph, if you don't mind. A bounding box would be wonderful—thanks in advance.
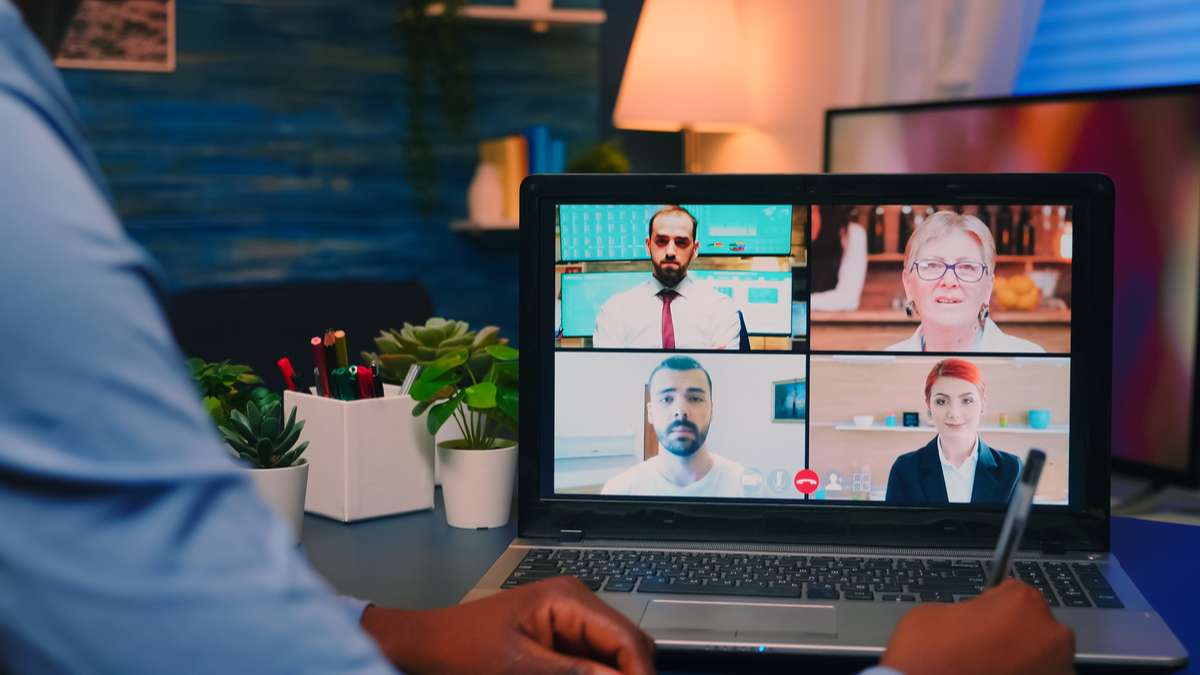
[558,528,584,543]
[1041,541,1067,555]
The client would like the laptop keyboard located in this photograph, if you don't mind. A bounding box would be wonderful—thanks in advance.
[502,548,1124,608]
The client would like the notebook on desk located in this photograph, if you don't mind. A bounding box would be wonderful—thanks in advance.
[465,173,1187,668]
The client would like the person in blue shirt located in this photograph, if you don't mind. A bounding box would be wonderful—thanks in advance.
[0,2,1073,674]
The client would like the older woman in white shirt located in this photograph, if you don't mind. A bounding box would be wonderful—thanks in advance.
[888,211,1045,352]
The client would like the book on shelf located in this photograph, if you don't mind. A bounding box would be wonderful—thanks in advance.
[479,134,528,223]
[476,127,568,225]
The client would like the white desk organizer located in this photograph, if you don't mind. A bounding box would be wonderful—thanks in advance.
[284,389,434,522]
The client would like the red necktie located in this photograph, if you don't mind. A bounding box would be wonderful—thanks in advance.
[659,289,679,349]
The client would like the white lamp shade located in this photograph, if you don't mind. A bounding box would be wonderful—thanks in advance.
[613,0,753,132]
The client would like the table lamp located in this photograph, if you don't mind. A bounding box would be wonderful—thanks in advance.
[612,0,753,172]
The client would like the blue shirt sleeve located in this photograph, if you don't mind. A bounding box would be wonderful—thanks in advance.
[0,14,396,675]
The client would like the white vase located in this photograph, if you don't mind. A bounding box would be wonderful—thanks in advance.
[246,460,310,542]
[437,441,517,529]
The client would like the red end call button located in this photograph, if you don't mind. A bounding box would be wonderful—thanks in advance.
[794,469,820,495]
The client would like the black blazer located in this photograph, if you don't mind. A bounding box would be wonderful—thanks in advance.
[885,437,1022,505]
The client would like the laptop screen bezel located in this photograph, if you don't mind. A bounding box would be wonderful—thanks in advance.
[519,173,1112,553]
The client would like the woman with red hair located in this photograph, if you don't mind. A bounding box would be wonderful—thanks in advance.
[885,358,1022,504]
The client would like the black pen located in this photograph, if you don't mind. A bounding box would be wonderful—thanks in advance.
[370,361,385,398]
[986,449,1047,588]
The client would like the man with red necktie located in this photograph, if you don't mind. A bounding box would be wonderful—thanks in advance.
[593,205,742,350]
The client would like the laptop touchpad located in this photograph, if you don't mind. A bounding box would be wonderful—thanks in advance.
[640,599,837,640]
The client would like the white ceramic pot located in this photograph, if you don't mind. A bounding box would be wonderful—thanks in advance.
[433,424,464,486]
[437,440,517,529]
[246,460,310,542]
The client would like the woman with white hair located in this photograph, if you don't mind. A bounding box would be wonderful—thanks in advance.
[888,211,1045,352]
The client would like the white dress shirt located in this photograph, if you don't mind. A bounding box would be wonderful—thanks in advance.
[592,275,741,349]
[937,436,980,503]
[601,452,747,497]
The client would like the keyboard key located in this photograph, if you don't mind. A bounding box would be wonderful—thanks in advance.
[807,585,840,600]
[1092,593,1125,609]
[603,578,636,592]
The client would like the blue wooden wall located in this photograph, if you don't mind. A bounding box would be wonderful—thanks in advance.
[61,0,602,343]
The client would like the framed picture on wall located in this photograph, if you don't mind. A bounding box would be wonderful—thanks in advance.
[772,378,806,422]
[54,0,176,73]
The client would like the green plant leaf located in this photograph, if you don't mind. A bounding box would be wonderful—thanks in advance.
[260,409,280,440]
[276,422,303,455]
[246,401,262,431]
[412,398,436,417]
[409,372,458,401]
[427,390,465,435]
[485,344,518,361]
[248,387,279,411]
[472,325,499,349]
[398,335,427,353]
[422,350,468,381]
[228,409,254,441]
[497,388,519,425]
[440,334,475,348]
[202,396,225,424]
[374,335,404,354]
[277,441,308,468]
[412,325,447,347]
[464,381,497,409]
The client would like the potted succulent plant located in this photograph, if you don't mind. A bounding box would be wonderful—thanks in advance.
[410,344,518,528]
[363,318,508,484]
[219,399,311,541]
[187,357,278,427]
[363,317,507,386]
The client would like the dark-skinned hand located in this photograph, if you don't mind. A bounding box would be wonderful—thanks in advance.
[360,576,656,675]
[881,578,1076,675]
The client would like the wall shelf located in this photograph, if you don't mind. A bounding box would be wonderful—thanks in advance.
[823,422,1069,434]
[451,219,518,233]
[427,3,606,31]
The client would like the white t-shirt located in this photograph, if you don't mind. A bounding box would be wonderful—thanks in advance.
[601,452,747,497]
[593,275,741,349]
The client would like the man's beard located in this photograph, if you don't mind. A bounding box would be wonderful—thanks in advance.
[657,419,709,457]
[652,259,686,287]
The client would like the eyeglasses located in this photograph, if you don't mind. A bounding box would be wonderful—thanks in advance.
[910,259,989,283]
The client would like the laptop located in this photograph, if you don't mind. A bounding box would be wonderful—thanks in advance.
[464,173,1188,668]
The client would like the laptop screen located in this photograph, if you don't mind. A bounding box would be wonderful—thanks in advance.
[551,201,1074,508]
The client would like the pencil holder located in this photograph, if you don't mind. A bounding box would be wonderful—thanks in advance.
[285,389,434,522]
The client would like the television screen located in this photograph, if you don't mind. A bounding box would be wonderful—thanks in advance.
[825,85,1200,483]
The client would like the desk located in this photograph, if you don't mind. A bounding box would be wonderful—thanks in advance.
[303,492,1196,674]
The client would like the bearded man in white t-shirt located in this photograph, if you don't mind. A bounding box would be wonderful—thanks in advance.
[602,356,746,497]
